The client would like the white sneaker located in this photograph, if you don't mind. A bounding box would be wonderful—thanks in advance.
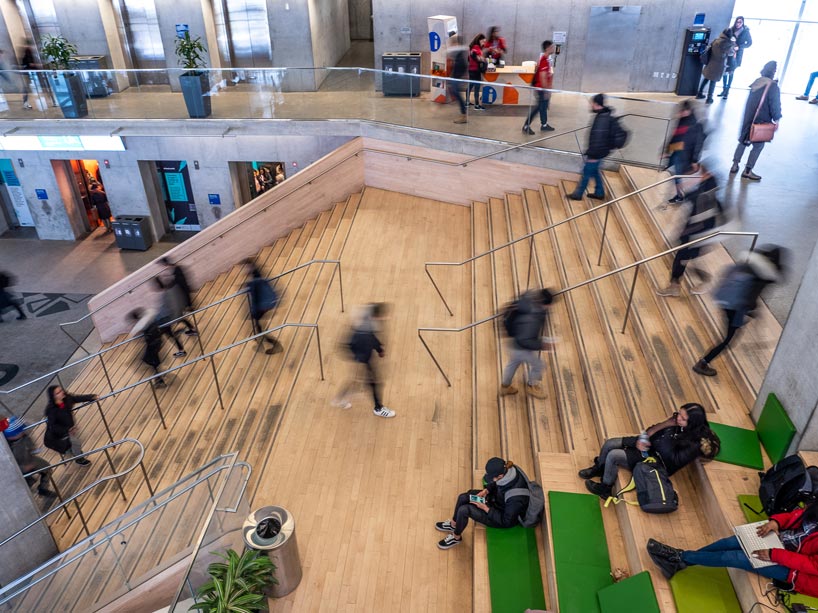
[373,406,395,418]
[23,103,32,110]
[690,282,711,295]
[331,399,352,410]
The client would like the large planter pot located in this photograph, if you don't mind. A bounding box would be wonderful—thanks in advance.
[46,72,88,118]
[179,72,212,118]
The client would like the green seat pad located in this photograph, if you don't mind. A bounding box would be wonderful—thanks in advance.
[709,422,764,470]
[485,525,547,613]
[549,491,612,613]
[757,393,796,464]
[788,592,818,608]
[597,571,660,613]
[738,494,768,522]
[669,565,742,613]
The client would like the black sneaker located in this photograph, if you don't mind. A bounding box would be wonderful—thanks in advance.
[435,520,455,533]
[585,479,612,500]
[540,124,555,132]
[38,487,57,498]
[647,546,686,579]
[647,538,684,560]
[667,194,685,204]
[184,329,199,336]
[438,534,462,550]
[522,125,535,135]
[578,461,603,480]
[154,378,167,388]
[742,169,762,181]
[692,359,717,377]
[174,350,187,358]
[588,193,606,201]
[568,193,583,201]
[75,458,91,466]
[695,94,706,100]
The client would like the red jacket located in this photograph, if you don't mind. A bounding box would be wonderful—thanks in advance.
[769,507,818,597]
[468,44,484,72]
[532,54,553,89]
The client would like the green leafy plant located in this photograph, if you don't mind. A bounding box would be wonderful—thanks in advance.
[189,549,276,613]
[175,31,208,71]
[40,34,77,71]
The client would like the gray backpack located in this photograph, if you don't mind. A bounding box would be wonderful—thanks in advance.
[503,467,546,527]
[606,457,678,514]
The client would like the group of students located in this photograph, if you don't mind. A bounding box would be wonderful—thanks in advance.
[450,26,507,123]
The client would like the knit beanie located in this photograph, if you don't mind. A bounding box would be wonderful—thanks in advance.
[761,61,777,78]
[592,93,605,107]
[1,416,25,439]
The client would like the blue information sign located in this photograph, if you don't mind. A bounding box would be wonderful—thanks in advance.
[208,193,221,205]
[35,188,48,200]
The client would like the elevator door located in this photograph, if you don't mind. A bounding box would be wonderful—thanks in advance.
[115,0,168,84]
[18,0,60,41]
[213,0,272,68]
[582,6,642,93]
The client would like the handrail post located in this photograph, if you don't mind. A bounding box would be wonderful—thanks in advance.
[314,326,325,381]
[96,400,115,444]
[103,447,127,502]
[425,264,454,317]
[98,353,115,393]
[192,309,225,411]
[527,236,535,289]
[49,474,72,521]
[597,205,612,266]
[74,497,92,539]
[149,381,167,429]
[107,538,132,591]
[418,330,452,387]
[139,460,155,497]
[621,264,640,334]
[336,263,345,313]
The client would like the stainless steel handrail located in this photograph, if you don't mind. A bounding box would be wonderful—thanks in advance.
[21,320,324,434]
[0,437,149,550]
[0,454,250,605]
[419,230,760,386]
[425,175,687,316]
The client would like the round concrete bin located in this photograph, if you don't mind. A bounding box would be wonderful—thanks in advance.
[242,506,302,597]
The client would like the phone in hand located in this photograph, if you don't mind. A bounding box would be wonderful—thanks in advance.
[469,494,486,504]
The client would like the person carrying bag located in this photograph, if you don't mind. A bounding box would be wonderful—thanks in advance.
[731,61,781,181]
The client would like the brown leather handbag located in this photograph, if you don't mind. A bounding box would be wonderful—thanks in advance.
[749,81,778,143]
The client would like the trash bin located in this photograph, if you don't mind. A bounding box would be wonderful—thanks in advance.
[242,506,302,597]
[112,216,154,251]
[382,52,421,96]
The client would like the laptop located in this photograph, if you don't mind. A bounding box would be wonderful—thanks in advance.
[734,521,784,569]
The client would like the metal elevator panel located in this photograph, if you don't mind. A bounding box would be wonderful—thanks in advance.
[18,0,60,41]
[114,0,168,84]
[582,6,642,93]
[213,0,272,68]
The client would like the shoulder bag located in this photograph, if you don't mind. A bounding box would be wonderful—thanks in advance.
[749,81,778,143]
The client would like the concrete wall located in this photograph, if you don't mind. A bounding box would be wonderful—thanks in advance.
[0,438,58,587]
[53,0,110,57]
[13,155,80,240]
[308,0,350,70]
[154,0,209,75]
[265,0,316,90]
[349,0,371,40]
[372,0,735,93]
[753,241,818,452]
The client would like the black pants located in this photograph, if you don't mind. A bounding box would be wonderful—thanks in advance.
[452,490,502,536]
[158,322,184,351]
[468,70,482,106]
[702,309,742,363]
[451,80,466,114]
[337,360,383,409]
[698,77,717,99]
[251,312,282,349]
[0,302,25,320]
[671,246,702,281]
[525,90,549,127]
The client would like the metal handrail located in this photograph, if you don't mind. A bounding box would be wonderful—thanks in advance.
[419,230,760,386]
[0,437,149,551]
[0,454,250,605]
[20,320,323,434]
[425,175,687,315]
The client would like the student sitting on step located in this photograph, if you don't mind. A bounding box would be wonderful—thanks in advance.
[579,403,720,499]
[436,457,530,550]
[647,502,818,598]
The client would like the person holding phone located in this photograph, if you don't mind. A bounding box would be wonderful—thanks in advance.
[647,502,818,596]
[436,457,530,549]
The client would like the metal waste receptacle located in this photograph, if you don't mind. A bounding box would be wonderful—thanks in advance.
[242,506,302,597]
[382,52,421,96]
[112,216,154,251]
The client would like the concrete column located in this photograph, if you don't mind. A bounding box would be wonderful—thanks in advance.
[753,241,818,452]
[13,156,80,240]
[0,437,58,587]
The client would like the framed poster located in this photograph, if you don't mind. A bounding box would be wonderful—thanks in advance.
[155,160,200,231]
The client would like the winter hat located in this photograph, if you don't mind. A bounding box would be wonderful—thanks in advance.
[1,416,25,439]
[484,457,507,483]
[592,93,606,107]
[761,61,777,78]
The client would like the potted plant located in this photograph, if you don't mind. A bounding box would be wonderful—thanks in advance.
[189,549,276,612]
[41,34,88,118]
[175,31,211,118]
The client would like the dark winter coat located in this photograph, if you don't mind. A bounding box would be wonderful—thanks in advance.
[702,33,733,81]
[142,320,163,368]
[738,76,782,144]
[621,425,702,475]
[89,189,110,219]
[170,265,192,310]
[508,292,547,351]
[732,26,752,66]
[485,467,531,527]
[667,113,705,171]
[348,328,382,364]
[713,251,781,328]
[246,276,278,320]
[44,393,96,453]
[585,107,614,160]
[679,175,721,244]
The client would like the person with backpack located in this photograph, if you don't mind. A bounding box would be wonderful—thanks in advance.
[569,93,626,201]
[2,416,56,498]
[450,35,469,125]
[579,403,720,500]
[129,307,169,388]
[332,303,395,418]
[656,161,722,297]
[500,288,554,400]
[647,501,818,597]
[436,457,541,549]
[696,29,733,104]
[245,259,283,355]
[692,244,786,377]
[522,40,556,135]
[0,271,26,322]
[664,99,705,204]
[730,61,782,181]
[43,385,97,466]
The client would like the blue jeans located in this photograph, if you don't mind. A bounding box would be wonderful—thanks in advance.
[682,536,790,581]
[525,90,549,127]
[574,160,604,198]
[805,71,818,97]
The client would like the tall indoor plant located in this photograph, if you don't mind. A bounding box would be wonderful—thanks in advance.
[40,34,87,118]
[189,549,276,613]
[175,31,211,118]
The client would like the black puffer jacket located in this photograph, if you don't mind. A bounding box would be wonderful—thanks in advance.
[621,425,702,475]
[508,291,547,351]
[586,107,614,160]
[485,467,530,527]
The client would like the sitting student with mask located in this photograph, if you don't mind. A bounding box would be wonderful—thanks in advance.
[436,457,531,550]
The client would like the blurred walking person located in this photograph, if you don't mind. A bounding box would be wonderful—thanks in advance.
[0,271,26,322]
[153,275,196,358]
[129,307,168,387]
[19,40,39,110]
[245,259,283,354]
[43,386,97,466]
[664,99,705,204]
[2,416,56,497]
[450,36,469,124]
[731,61,781,181]
[160,256,197,326]
[569,94,623,201]
[499,289,554,399]
[522,40,556,135]
[332,303,395,418]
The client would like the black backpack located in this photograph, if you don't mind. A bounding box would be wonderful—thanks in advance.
[501,300,519,337]
[608,115,630,150]
[758,455,818,516]
[606,457,679,514]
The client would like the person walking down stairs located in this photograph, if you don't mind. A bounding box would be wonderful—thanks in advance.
[2,416,56,498]
[499,289,555,400]
[43,386,97,466]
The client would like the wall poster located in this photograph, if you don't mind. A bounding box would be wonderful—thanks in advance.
[0,158,34,226]
[155,160,200,231]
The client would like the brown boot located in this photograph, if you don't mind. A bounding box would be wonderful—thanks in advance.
[526,383,547,399]
[500,384,518,396]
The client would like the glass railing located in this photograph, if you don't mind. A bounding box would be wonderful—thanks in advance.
[0,67,676,168]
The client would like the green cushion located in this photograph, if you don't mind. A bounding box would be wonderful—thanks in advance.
[757,393,796,464]
[709,422,764,470]
[669,565,742,613]
[485,525,547,613]
[738,494,768,522]
[549,491,612,613]
[788,592,818,608]
[597,571,660,613]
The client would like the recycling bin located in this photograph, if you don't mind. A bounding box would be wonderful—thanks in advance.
[382,52,421,96]
[112,216,153,251]
[242,506,302,597]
